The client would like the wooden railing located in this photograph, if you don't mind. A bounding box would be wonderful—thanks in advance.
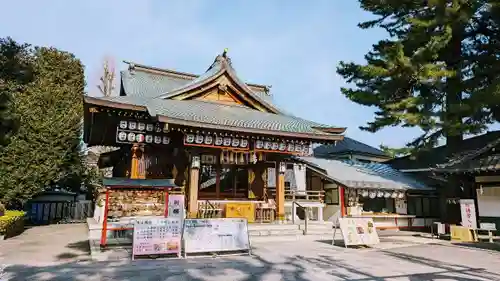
[254,201,276,223]
[267,188,325,203]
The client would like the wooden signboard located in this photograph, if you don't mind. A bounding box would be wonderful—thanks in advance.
[132,217,182,259]
[182,218,251,257]
[333,217,380,247]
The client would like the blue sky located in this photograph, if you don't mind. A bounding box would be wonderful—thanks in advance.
[0,0,424,148]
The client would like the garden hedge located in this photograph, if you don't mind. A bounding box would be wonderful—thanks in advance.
[0,210,26,239]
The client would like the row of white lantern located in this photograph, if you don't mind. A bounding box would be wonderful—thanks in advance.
[358,189,405,199]
[184,134,249,148]
[119,120,164,133]
[117,131,170,145]
[254,140,311,154]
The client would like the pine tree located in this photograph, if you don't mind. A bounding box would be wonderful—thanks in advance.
[0,44,86,205]
[337,0,500,152]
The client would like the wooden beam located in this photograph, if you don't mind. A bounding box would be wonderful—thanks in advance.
[475,176,500,183]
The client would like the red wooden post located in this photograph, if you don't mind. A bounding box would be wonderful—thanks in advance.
[100,189,110,248]
[340,186,346,217]
[164,191,169,217]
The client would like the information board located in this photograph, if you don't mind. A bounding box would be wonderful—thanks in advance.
[334,217,380,247]
[182,218,250,255]
[132,217,182,259]
[460,199,477,229]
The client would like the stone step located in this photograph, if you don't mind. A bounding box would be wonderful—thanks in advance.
[248,229,304,237]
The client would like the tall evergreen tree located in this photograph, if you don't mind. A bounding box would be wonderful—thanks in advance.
[337,0,500,152]
[0,44,85,205]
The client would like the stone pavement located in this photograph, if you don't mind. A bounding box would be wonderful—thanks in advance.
[2,227,500,281]
[0,224,91,266]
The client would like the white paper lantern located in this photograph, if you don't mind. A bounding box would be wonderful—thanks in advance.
[287,143,294,152]
[384,191,391,198]
[377,191,384,198]
[398,192,405,199]
[295,144,302,152]
[279,142,286,151]
[119,121,128,129]
[195,134,204,144]
[154,136,162,144]
[272,142,279,150]
[118,131,127,141]
[361,190,369,197]
[127,133,135,142]
[137,123,146,131]
[391,191,398,198]
[146,124,154,131]
[185,134,195,143]
[232,138,240,147]
[264,141,272,150]
[369,191,377,199]
[223,137,232,146]
[162,136,170,144]
[204,135,213,145]
[240,139,248,148]
[128,121,137,130]
[215,136,224,146]
[145,135,153,143]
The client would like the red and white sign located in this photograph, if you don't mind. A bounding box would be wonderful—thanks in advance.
[460,199,477,229]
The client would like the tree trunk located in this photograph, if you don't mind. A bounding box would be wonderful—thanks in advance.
[441,24,464,224]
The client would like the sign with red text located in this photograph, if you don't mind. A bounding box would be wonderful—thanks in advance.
[460,199,477,229]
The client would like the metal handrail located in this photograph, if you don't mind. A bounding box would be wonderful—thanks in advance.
[292,201,309,235]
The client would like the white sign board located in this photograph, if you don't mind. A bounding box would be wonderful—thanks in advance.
[182,218,250,254]
[335,217,380,246]
[460,199,477,229]
[132,217,182,258]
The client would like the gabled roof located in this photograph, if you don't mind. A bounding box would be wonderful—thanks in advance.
[297,157,432,191]
[121,53,277,112]
[314,137,389,158]
[388,131,500,171]
[85,96,345,140]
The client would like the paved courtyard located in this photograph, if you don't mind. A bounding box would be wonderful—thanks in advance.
[2,225,500,280]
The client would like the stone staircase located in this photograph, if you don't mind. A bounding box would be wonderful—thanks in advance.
[248,221,334,237]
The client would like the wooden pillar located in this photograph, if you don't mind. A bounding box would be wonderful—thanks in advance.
[130,144,146,179]
[276,161,286,221]
[216,161,221,199]
[340,186,346,217]
[187,155,200,218]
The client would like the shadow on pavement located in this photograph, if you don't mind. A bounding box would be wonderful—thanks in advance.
[4,243,500,281]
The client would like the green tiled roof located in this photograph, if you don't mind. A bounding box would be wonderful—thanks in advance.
[99,96,336,137]
[121,62,275,105]
[120,70,191,99]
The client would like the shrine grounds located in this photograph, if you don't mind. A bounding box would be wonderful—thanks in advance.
[1,224,500,281]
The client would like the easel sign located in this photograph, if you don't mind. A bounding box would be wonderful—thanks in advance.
[132,217,182,260]
[333,217,380,248]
